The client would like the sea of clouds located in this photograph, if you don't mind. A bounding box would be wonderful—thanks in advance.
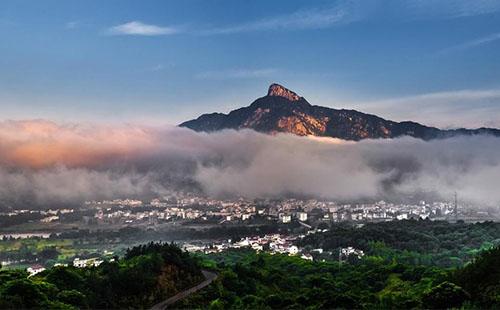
[0,120,499,209]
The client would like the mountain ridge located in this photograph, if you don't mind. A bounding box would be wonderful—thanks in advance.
[180,84,500,140]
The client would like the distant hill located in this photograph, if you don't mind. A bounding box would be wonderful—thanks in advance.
[180,83,500,140]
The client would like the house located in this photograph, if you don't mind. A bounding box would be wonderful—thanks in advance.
[287,245,299,255]
[297,212,308,221]
[282,215,292,223]
[301,254,314,261]
[339,247,365,262]
[53,263,68,267]
[73,257,103,268]
[27,264,46,277]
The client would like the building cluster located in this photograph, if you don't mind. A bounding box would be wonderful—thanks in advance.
[84,196,475,227]
[3,191,495,228]
[182,234,313,260]
[0,208,74,217]
[182,233,367,263]
[26,256,112,277]
[339,247,365,262]
[318,200,459,222]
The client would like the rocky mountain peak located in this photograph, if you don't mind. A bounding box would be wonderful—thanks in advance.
[180,84,500,141]
[267,83,301,102]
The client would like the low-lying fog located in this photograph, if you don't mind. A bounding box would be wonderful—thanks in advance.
[0,120,499,209]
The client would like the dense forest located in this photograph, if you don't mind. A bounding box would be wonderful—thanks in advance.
[174,220,500,309]
[299,220,500,267]
[0,243,202,309]
[177,246,500,309]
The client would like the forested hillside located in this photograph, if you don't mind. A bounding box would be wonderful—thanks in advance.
[1,221,500,309]
[299,220,500,267]
[177,246,500,309]
[0,243,203,309]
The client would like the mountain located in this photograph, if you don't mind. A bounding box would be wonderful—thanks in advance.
[180,83,500,140]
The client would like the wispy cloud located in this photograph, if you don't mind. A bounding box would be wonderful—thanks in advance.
[200,1,363,35]
[203,1,500,35]
[195,68,277,80]
[437,32,500,55]
[150,64,165,72]
[378,89,500,103]
[103,3,359,38]
[106,21,178,36]
[353,88,500,128]
[406,0,500,19]
[65,21,79,29]
[104,2,500,38]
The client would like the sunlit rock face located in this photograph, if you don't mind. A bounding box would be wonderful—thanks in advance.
[276,112,329,136]
[267,83,301,102]
[180,83,500,140]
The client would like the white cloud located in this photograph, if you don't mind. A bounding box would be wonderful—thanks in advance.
[195,68,277,80]
[107,21,178,36]
[2,120,500,208]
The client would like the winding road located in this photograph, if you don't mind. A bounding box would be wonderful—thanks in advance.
[150,270,218,310]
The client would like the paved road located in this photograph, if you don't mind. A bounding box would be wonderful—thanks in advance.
[150,270,217,310]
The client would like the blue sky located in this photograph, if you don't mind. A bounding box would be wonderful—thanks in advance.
[1,0,500,128]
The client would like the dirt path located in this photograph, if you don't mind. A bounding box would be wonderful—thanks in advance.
[150,270,217,310]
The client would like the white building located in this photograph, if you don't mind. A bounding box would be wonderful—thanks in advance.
[73,257,103,268]
[53,263,68,267]
[339,247,364,262]
[396,213,408,220]
[301,254,314,261]
[297,212,308,221]
[287,245,299,255]
[41,215,59,223]
[27,264,46,277]
[311,248,324,254]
